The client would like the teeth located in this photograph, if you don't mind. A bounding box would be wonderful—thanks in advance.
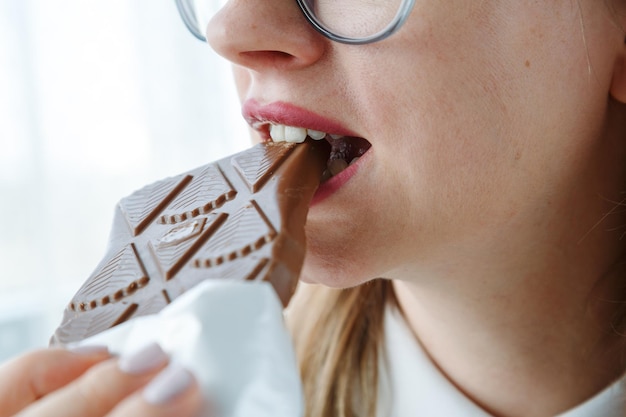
[284,126,308,143]
[307,129,326,140]
[270,124,286,142]
[269,124,344,143]
[268,123,359,182]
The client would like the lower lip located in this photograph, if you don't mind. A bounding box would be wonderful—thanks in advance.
[310,149,371,206]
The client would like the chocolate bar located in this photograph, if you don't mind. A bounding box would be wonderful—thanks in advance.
[51,141,327,345]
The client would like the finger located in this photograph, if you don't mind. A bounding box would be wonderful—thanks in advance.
[108,364,206,417]
[0,346,111,417]
[16,342,170,417]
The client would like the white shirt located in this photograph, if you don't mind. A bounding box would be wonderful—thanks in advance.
[377,307,626,417]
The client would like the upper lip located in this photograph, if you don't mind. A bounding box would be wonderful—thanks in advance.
[242,99,361,140]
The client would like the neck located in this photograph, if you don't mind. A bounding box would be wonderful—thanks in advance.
[391,104,626,417]
[393,229,626,417]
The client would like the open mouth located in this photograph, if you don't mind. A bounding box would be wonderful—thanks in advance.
[264,123,372,182]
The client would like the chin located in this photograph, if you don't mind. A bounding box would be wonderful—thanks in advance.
[297,251,374,289]
[301,210,395,288]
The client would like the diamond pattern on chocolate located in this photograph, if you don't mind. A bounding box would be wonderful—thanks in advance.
[69,244,149,312]
[158,164,236,224]
[214,257,269,281]
[120,174,192,235]
[112,303,139,326]
[150,213,228,280]
[231,142,296,192]
[192,201,276,267]
[55,302,138,343]
[51,142,327,345]
[176,257,270,293]
[244,258,270,281]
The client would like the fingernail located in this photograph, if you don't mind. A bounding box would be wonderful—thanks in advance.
[118,342,169,375]
[143,363,194,405]
[69,344,110,356]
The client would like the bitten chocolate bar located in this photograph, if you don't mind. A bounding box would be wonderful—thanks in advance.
[51,141,327,345]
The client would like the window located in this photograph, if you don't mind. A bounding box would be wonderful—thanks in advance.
[0,0,247,360]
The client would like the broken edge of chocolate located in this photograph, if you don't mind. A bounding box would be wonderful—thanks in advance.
[50,141,328,345]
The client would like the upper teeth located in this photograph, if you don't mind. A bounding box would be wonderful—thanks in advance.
[269,124,341,143]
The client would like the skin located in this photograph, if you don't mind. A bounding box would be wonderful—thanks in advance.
[207,0,626,416]
[0,348,203,417]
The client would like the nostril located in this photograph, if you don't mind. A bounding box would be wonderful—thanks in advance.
[238,50,301,69]
[240,50,296,61]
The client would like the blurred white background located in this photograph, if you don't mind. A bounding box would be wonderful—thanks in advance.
[0,0,248,361]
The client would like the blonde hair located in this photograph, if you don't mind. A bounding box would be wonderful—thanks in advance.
[287,279,396,417]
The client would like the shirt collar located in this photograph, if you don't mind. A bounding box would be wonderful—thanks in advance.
[378,306,626,417]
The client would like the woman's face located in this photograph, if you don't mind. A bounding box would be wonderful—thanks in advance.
[207,0,626,287]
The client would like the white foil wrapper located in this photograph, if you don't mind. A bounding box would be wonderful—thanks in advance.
[72,280,303,417]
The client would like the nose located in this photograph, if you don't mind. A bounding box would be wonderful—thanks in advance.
[206,0,327,71]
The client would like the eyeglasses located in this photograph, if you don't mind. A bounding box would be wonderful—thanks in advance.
[174,0,416,45]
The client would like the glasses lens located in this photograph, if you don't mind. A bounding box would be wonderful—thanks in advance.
[177,0,227,41]
[177,0,413,44]
[301,0,406,40]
